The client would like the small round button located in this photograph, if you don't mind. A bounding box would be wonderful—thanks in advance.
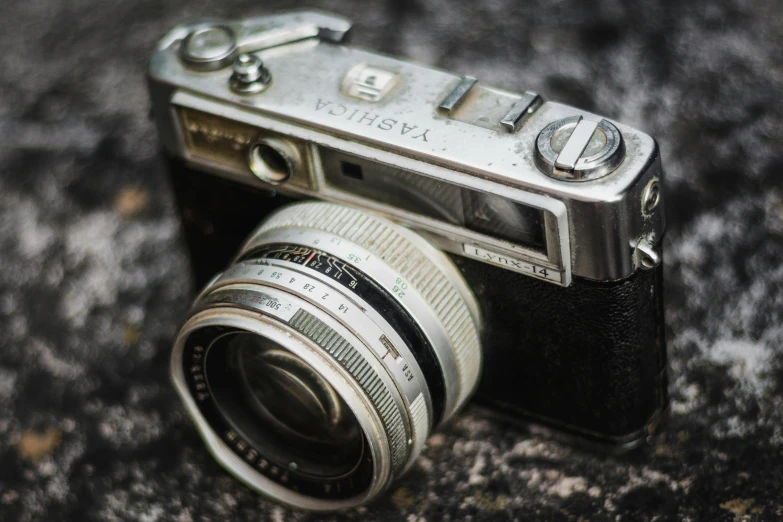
[229,54,272,94]
[180,26,236,69]
[535,116,625,181]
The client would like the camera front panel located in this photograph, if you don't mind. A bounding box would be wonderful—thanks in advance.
[168,159,667,447]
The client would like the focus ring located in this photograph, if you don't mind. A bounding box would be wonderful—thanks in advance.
[287,308,409,472]
[245,201,482,418]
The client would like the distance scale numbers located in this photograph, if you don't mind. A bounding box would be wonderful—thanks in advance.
[248,230,421,308]
[252,244,364,290]
[216,260,422,404]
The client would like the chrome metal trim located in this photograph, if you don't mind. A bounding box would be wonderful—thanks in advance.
[500,91,542,132]
[438,77,477,112]
[168,91,573,287]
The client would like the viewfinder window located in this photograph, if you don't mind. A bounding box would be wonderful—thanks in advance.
[321,147,547,254]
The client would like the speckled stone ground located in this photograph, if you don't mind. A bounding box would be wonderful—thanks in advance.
[2,0,783,521]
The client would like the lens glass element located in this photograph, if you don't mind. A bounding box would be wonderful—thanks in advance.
[205,332,365,478]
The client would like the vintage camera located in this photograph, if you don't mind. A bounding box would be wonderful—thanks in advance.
[148,10,667,510]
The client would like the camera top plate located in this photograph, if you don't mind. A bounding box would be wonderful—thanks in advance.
[148,10,665,283]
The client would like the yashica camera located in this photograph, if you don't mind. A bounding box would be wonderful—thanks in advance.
[148,10,668,510]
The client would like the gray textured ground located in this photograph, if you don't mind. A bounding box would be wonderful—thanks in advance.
[2,0,783,520]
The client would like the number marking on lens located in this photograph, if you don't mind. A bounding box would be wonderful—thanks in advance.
[214,262,423,404]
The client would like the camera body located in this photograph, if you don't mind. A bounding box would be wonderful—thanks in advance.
[150,11,667,450]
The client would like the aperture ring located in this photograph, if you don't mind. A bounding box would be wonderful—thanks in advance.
[288,310,409,472]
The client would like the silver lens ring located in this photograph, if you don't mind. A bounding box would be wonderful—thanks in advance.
[240,201,482,421]
[173,202,482,509]
[172,308,392,510]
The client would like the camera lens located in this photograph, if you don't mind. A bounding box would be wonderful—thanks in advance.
[172,202,481,510]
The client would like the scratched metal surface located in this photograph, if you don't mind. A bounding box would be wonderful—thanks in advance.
[1,0,782,520]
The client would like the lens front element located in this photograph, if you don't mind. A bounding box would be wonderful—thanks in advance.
[206,332,365,478]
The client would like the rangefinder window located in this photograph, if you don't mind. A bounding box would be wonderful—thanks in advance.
[321,147,547,253]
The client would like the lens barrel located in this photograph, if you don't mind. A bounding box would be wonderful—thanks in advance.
[172,202,481,510]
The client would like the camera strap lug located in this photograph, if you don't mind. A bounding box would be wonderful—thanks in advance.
[631,237,661,270]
